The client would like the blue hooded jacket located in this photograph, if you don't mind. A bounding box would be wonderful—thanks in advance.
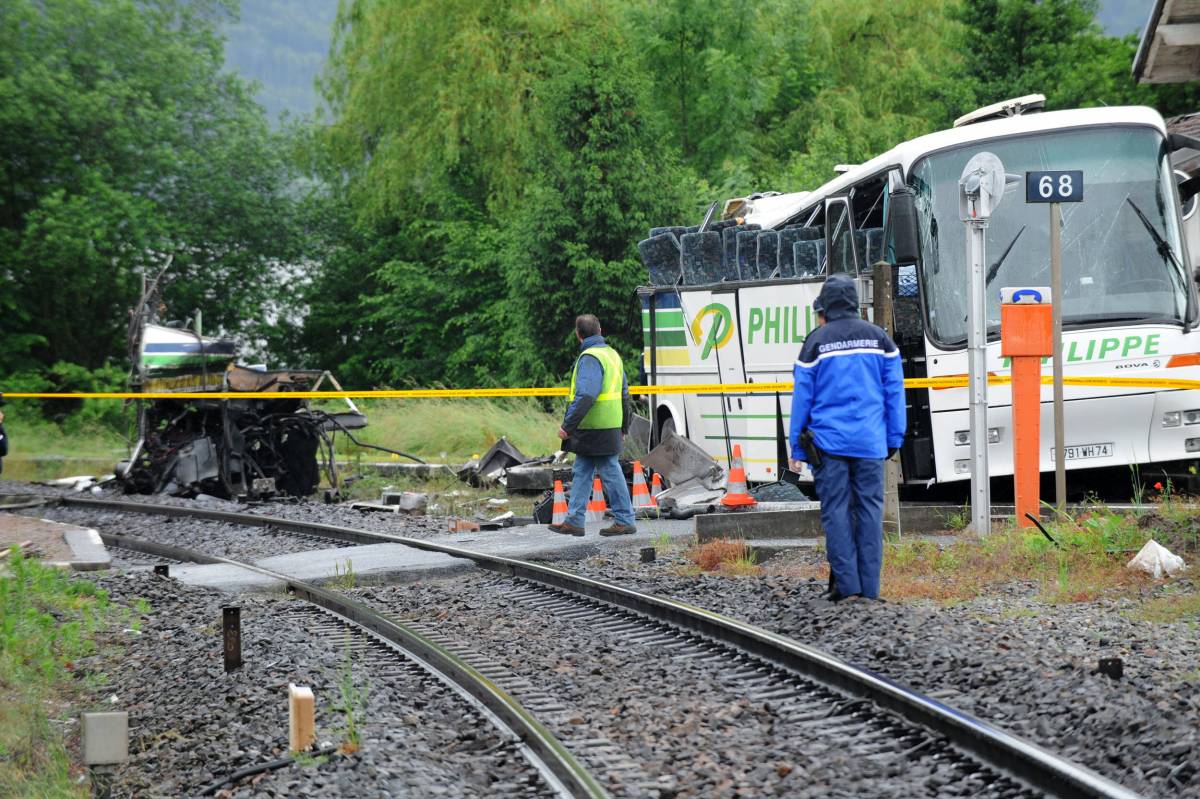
[789,274,906,460]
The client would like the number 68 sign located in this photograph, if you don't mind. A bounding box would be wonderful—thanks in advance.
[1025,170,1083,203]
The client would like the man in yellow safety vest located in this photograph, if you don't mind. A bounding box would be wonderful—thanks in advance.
[550,314,636,537]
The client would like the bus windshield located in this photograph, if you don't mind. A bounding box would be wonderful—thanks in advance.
[909,126,1192,347]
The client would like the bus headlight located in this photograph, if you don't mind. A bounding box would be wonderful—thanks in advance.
[1163,411,1182,428]
[954,459,971,474]
[1186,437,1200,453]
[1184,410,1200,425]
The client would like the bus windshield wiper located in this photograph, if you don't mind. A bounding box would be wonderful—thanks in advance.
[1125,198,1186,283]
[985,225,1026,286]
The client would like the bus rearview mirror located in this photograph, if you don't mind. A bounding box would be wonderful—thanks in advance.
[889,187,920,265]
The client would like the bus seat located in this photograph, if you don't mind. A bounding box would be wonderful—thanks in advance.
[794,226,823,241]
[722,224,744,274]
[681,232,724,285]
[736,229,760,280]
[851,229,868,273]
[756,230,781,278]
[638,233,682,286]
[778,228,802,277]
[897,264,918,297]
[862,227,885,269]
[649,226,670,239]
[794,239,824,277]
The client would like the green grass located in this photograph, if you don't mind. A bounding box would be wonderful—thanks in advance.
[1,396,562,482]
[326,397,563,463]
[1135,589,1200,623]
[328,560,357,590]
[880,507,1179,603]
[1,405,130,481]
[0,550,116,796]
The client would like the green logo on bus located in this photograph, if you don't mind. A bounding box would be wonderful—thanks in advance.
[692,303,734,359]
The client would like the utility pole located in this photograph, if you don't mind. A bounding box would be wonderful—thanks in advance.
[1026,169,1082,511]
[1050,203,1067,510]
[873,261,901,537]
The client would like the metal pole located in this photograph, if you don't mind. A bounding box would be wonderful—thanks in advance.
[1050,203,1066,510]
[967,219,991,534]
[873,261,901,537]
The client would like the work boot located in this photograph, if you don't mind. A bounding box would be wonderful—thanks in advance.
[548,522,585,537]
[599,523,637,537]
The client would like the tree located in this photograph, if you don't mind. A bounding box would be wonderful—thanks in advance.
[956,0,1200,114]
[0,0,302,374]
[505,27,687,385]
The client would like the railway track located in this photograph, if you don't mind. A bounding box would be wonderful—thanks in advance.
[96,531,602,798]
[45,495,1141,798]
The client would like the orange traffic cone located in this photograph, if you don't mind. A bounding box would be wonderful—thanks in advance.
[650,473,664,503]
[721,444,757,508]
[631,461,655,509]
[586,476,608,522]
[551,480,568,525]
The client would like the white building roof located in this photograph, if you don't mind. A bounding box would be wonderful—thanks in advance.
[1133,0,1200,84]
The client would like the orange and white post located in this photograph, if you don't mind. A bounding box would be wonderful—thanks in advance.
[999,287,1053,528]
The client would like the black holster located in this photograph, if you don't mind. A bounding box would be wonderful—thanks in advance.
[800,428,822,469]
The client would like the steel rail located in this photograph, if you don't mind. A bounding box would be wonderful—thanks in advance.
[95,528,608,799]
[66,496,1140,799]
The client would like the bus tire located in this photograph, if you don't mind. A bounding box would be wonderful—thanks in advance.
[660,414,677,442]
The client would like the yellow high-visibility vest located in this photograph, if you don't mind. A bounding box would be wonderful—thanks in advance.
[568,345,624,429]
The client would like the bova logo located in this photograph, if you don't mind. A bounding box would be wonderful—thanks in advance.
[691,303,734,359]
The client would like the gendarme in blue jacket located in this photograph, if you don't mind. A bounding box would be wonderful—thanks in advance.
[789,274,906,461]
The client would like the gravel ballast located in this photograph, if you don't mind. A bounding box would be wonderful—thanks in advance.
[13,484,1196,796]
[70,570,555,798]
[566,547,1200,798]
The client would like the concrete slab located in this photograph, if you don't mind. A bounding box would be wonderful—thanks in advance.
[62,528,112,571]
[698,508,824,542]
[172,518,697,592]
[436,518,696,561]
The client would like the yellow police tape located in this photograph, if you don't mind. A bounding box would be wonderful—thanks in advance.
[2,375,1200,400]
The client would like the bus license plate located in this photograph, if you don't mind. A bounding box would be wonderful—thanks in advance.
[1051,442,1113,461]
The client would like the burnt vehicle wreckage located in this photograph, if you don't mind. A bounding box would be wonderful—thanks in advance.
[117,263,420,500]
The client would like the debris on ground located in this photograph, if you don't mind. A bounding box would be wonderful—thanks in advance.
[113,265,411,502]
[643,430,725,490]
[1127,539,1186,579]
[750,480,813,502]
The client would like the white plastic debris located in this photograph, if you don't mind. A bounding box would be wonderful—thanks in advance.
[1126,539,1186,579]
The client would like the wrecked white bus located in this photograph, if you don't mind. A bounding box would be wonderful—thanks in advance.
[638,99,1200,488]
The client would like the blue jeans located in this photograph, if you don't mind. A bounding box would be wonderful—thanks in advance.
[565,453,635,527]
[813,456,884,598]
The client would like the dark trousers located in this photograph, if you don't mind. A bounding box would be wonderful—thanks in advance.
[813,455,884,599]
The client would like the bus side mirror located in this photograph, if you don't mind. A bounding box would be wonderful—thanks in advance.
[888,187,920,265]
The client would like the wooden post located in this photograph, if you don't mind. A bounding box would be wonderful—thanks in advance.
[873,261,901,537]
[288,684,315,752]
[222,606,241,672]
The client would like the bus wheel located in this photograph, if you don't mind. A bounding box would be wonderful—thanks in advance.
[660,414,677,442]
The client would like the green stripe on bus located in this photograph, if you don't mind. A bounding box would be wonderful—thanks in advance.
[642,330,688,347]
[700,413,789,419]
[641,310,685,325]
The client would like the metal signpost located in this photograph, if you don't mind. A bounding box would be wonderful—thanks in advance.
[1026,170,1083,510]
[959,153,1009,534]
